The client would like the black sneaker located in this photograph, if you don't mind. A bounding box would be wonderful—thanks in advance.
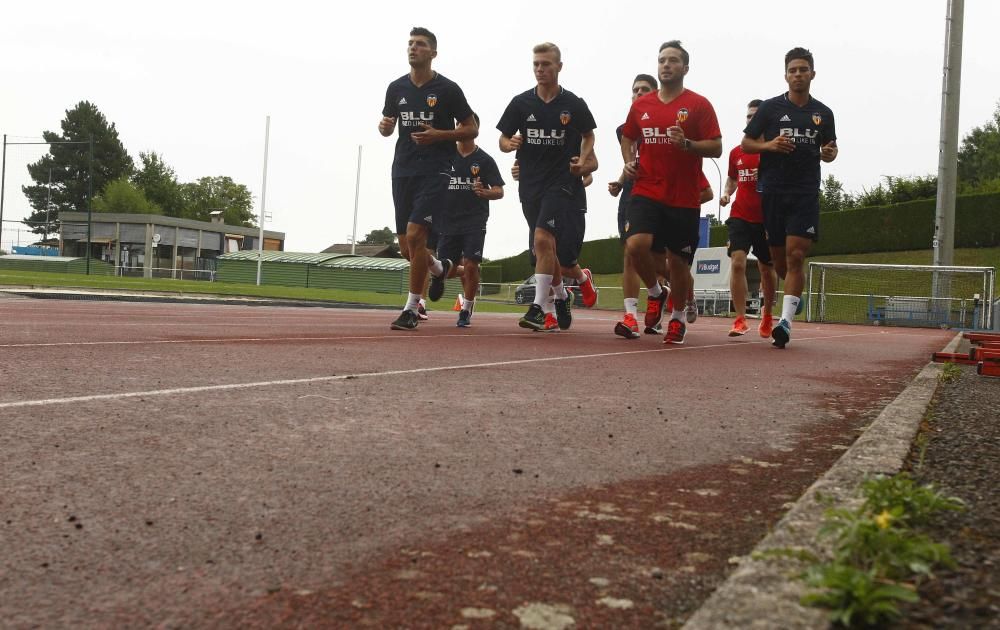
[428,259,452,302]
[456,309,471,328]
[390,309,419,330]
[554,294,572,330]
[518,303,546,331]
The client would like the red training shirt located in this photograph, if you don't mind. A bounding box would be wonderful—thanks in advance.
[622,89,721,209]
[727,146,762,223]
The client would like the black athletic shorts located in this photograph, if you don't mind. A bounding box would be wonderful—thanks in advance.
[392,173,449,235]
[625,195,699,265]
[523,186,587,268]
[762,192,820,246]
[726,217,772,265]
[437,230,486,264]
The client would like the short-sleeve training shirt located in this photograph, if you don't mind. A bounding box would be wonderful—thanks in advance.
[441,147,505,235]
[622,89,721,209]
[743,93,836,194]
[496,87,597,205]
[727,146,762,223]
[382,73,474,178]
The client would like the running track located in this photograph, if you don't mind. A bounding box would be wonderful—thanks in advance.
[0,294,952,627]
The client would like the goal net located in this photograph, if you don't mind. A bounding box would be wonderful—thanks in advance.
[806,262,995,330]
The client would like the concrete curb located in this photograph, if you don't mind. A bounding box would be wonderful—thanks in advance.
[682,332,963,629]
[0,287,396,310]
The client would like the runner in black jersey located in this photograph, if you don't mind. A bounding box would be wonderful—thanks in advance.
[742,46,838,348]
[497,42,598,332]
[437,115,505,327]
[379,26,478,331]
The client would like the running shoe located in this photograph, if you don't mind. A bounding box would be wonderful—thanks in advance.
[614,313,641,339]
[390,309,419,331]
[758,312,774,338]
[795,297,805,316]
[456,309,472,328]
[728,316,749,337]
[417,303,429,321]
[771,318,791,349]
[644,286,668,331]
[428,259,452,302]
[685,300,698,324]
[644,323,663,335]
[535,312,559,332]
[554,294,572,330]
[664,318,686,344]
[518,303,546,331]
[578,268,598,308]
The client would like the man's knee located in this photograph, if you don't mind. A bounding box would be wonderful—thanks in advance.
[730,252,748,272]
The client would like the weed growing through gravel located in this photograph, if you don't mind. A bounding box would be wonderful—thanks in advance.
[939,362,962,382]
[799,473,964,627]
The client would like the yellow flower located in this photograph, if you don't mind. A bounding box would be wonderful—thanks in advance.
[875,510,893,529]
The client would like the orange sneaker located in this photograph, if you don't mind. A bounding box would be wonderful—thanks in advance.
[578,268,598,307]
[614,313,641,339]
[759,312,774,338]
[728,316,749,337]
[536,312,559,332]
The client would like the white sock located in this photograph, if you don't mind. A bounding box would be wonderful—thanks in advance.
[624,298,639,316]
[405,292,421,312]
[647,283,663,299]
[419,298,426,308]
[553,282,569,300]
[543,294,555,314]
[533,274,553,307]
[579,272,592,287]
[671,309,685,322]
[781,295,800,323]
[429,257,444,277]
[463,298,475,313]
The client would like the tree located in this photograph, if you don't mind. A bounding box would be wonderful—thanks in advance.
[363,227,396,244]
[819,174,854,212]
[92,178,162,215]
[21,101,133,234]
[958,101,1000,188]
[180,176,255,226]
[133,152,184,217]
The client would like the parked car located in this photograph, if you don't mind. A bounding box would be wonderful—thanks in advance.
[514,275,578,305]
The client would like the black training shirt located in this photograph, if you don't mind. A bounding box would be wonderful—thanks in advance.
[383,73,474,178]
[441,147,505,235]
[496,87,597,204]
[743,93,836,194]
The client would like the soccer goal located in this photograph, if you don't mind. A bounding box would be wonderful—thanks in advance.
[806,262,995,330]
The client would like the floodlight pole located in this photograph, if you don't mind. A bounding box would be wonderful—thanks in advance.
[351,144,362,255]
[256,115,270,286]
[86,136,93,275]
[45,168,52,243]
[933,0,963,268]
[707,157,723,222]
[0,135,7,252]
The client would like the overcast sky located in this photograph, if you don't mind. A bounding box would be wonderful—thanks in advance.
[2,1,998,258]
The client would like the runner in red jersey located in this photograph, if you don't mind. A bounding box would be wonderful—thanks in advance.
[620,40,722,345]
[721,100,777,338]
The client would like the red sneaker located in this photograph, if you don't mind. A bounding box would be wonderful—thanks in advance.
[614,313,641,339]
[728,316,749,337]
[663,318,686,344]
[536,312,559,332]
[644,287,668,331]
[578,268,598,308]
[759,312,774,338]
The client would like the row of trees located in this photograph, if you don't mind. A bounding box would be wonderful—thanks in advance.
[819,101,1000,213]
[21,101,256,236]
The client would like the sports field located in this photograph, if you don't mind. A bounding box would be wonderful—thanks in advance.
[0,294,953,627]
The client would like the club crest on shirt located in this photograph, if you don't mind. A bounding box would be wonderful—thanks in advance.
[470,163,480,176]
[676,108,689,123]
[427,94,438,107]
[560,111,571,125]
[812,113,823,125]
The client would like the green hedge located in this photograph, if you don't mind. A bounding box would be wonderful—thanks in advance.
[490,192,1000,280]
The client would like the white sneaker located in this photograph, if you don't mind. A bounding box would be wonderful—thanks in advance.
[685,301,698,324]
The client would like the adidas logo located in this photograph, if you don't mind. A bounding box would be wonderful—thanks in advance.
[806,226,816,234]
[424,216,433,223]
[737,159,743,166]
[546,219,556,228]
[527,114,537,122]
[681,246,692,253]
[398,97,407,105]
[641,112,650,121]
[474,250,482,256]
[779,114,791,122]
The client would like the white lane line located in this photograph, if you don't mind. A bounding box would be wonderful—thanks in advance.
[0,331,886,409]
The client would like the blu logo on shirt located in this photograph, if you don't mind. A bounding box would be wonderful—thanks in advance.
[526,128,566,145]
[400,111,434,127]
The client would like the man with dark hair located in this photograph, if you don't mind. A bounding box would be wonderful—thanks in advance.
[621,40,722,344]
[436,114,505,327]
[379,27,478,330]
[721,99,777,338]
[498,42,599,332]
[742,46,837,348]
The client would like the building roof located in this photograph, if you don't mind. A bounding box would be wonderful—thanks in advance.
[321,243,399,257]
[57,212,284,240]
[217,250,409,270]
[1,254,84,262]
